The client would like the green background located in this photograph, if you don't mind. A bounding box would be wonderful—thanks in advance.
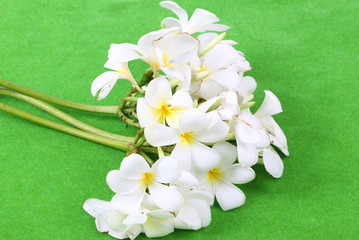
[0,0,358,239]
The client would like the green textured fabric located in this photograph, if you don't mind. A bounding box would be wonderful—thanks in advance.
[0,0,358,239]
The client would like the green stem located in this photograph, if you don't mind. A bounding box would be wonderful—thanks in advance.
[0,88,133,142]
[139,151,154,165]
[0,78,119,114]
[0,102,130,151]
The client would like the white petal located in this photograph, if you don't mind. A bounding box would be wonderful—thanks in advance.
[255,90,283,117]
[222,165,255,184]
[212,142,237,167]
[262,147,284,178]
[270,134,289,156]
[144,123,180,147]
[167,33,199,61]
[83,198,111,218]
[175,207,201,230]
[199,80,223,100]
[179,108,208,133]
[171,143,191,170]
[106,170,139,194]
[119,154,150,179]
[91,71,121,100]
[111,187,145,214]
[190,141,220,171]
[145,76,172,108]
[169,90,193,108]
[161,17,181,29]
[187,198,212,227]
[237,76,257,99]
[149,182,183,211]
[136,98,160,128]
[108,43,141,63]
[214,180,246,211]
[152,156,181,183]
[143,217,174,238]
[203,44,238,70]
[123,212,147,225]
[218,91,239,120]
[95,214,109,233]
[197,96,222,113]
[211,67,241,90]
[173,171,199,189]
[160,1,188,27]
[190,23,230,34]
[104,209,128,234]
[236,140,258,167]
[147,210,174,220]
[198,32,218,50]
[232,120,261,144]
[186,9,221,33]
[194,116,229,143]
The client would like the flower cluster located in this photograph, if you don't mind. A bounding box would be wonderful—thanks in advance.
[84,1,289,239]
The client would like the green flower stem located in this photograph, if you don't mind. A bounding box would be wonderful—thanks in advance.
[123,97,139,102]
[133,128,144,144]
[0,102,130,151]
[135,137,146,148]
[0,78,119,114]
[0,88,133,142]
[139,151,154,166]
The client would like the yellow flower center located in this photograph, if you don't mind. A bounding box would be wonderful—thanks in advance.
[141,172,154,186]
[157,104,171,124]
[207,168,221,182]
[180,132,194,143]
[199,66,207,72]
[162,54,172,67]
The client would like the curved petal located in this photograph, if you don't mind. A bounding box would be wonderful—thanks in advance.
[95,214,109,233]
[212,142,237,167]
[123,212,147,225]
[190,141,220,171]
[152,156,181,183]
[199,79,223,100]
[160,1,188,27]
[232,120,261,144]
[236,140,258,167]
[106,170,139,194]
[161,17,181,29]
[211,67,241,90]
[237,76,257,98]
[145,76,172,108]
[187,198,212,227]
[105,209,128,234]
[198,32,218,50]
[143,217,174,238]
[170,90,193,108]
[173,171,199,189]
[136,98,160,128]
[190,23,230,34]
[214,180,246,211]
[222,165,255,184]
[194,116,229,143]
[149,182,183,211]
[119,154,150,179]
[255,90,283,117]
[167,33,199,61]
[175,207,201,230]
[83,198,110,218]
[91,71,121,100]
[186,9,221,33]
[144,123,180,147]
[203,44,238,70]
[171,142,191,170]
[179,108,208,133]
[111,187,145,214]
[108,43,141,63]
[262,147,284,178]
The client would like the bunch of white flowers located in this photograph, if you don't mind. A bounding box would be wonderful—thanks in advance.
[84,1,289,239]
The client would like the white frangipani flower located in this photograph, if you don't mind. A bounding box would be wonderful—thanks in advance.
[160,1,230,34]
[137,76,193,128]
[106,154,183,213]
[91,44,141,100]
[198,142,255,211]
[145,109,229,171]
[83,194,176,239]
[83,198,142,240]
[190,43,241,99]
[172,172,213,230]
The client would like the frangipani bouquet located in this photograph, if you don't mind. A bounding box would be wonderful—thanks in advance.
[0,1,289,239]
